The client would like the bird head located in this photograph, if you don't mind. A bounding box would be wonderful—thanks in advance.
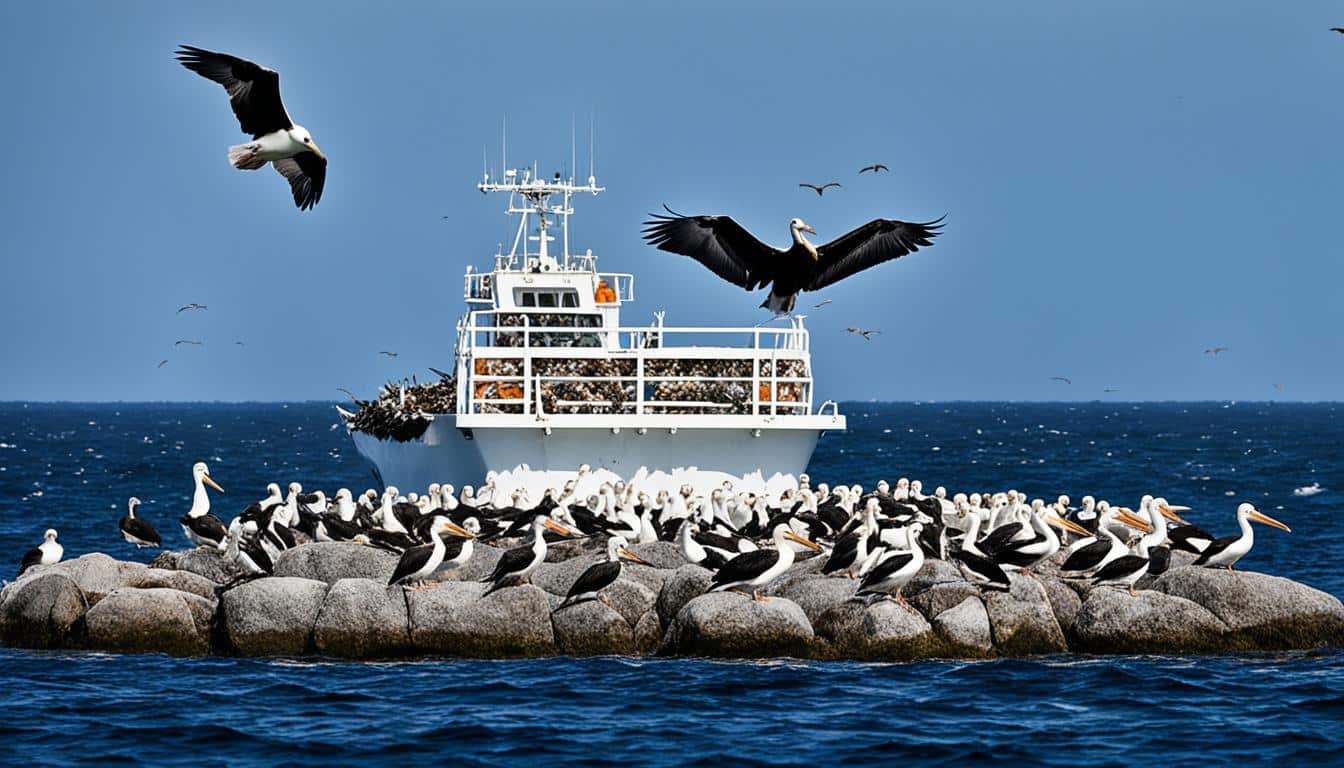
[44,529,58,542]
[790,217,816,236]
[288,125,325,160]
[193,462,224,493]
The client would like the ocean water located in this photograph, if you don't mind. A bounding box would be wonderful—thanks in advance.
[0,402,1341,766]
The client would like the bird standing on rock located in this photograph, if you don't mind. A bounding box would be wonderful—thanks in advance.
[555,536,652,611]
[119,497,162,549]
[18,529,62,577]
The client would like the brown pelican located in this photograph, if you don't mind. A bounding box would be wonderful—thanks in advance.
[641,208,944,314]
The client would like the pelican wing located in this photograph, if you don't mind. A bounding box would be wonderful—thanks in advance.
[641,208,781,290]
[272,152,326,210]
[176,45,293,138]
[808,216,945,291]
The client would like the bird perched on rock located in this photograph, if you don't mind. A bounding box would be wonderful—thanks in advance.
[18,529,62,577]
[119,497,162,549]
[554,535,652,611]
[176,45,327,210]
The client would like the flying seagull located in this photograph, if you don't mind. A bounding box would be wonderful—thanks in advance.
[813,299,832,309]
[859,164,889,174]
[234,341,245,346]
[799,182,842,196]
[1332,27,1344,33]
[1051,376,1072,385]
[1204,346,1228,356]
[157,360,169,369]
[379,351,398,358]
[845,327,880,340]
[642,207,944,314]
[175,339,203,347]
[176,303,207,314]
[1274,383,1285,391]
[1103,387,1120,393]
[176,45,327,210]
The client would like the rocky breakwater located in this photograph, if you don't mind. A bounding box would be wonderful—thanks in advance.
[3,543,1343,660]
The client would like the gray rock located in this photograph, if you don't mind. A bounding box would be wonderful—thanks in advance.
[632,610,662,654]
[1157,567,1344,650]
[0,573,88,649]
[813,599,941,660]
[84,588,212,656]
[221,577,329,655]
[531,557,596,596]
[128,568,219,600]
[546,536,607,563]
[151,548,243,584]
[627,541,686,569]
[604,578,657,626]
[273,542,400,585]
[931,597,993,656]
[983,574,1068,655]
[656,565,714,627]
[621,562,671,595]
[774,576,861,624]
[1072,587,1229,653]
[551,599,634,656]
[439,544,504,583]
[25,553,148,606]
[1040,576,1083,634]
[660,593,813,658]
[407,583,555,657]
[313,578,412,658]
[906,559,967,596]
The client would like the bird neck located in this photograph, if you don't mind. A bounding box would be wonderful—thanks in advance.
[792,228,817,257]
[190,479,210,517]
[1237,511,1255,544]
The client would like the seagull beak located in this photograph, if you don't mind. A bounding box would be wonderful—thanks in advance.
[444,521,475,538]
[785,530,823,552]
[203,474,225,493]
[1115,509,1153,534]
[1158,504,1190,526]
[542,518,572,536]
[618,548,652,566]
[1051,517,1091,537]
[1249,509,1292,533]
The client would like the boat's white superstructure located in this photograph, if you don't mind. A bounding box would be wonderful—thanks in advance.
[348,165,845,491]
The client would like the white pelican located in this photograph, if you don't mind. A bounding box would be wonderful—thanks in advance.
[388,517,476,589]
[179,462,227,549]
[482,515,572,595]
[1193,503,1291,571]
[707,523,822,600]
[1059,506,1151,577]
[855,523,925,609]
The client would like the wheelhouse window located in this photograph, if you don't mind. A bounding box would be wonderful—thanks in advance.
[514,288,579,309]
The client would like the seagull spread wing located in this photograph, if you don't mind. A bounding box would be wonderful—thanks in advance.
[641,208,780,290]
[273,152,327,210]
[176,45,293,138]
[807,216,945,291]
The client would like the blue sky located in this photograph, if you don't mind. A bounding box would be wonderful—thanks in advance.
[1,0,1340,401]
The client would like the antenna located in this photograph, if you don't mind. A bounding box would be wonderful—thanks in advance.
[588,113,595,182]
[570,113,576,184]
[501,116,507,177]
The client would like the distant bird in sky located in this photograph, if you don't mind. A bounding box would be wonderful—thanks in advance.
[1204,346,1228,356]
[234,341,245,346]
[175,339,203,347]
[157,359,169,369]
[799,182,841,196]
[1332,27,1344,34]
[643,207,944,314]
[176,45,327,211]
[813,299,832,309]
[1274,383,1285,391]
[379,351,398,358]
[176,303,207,314]
[1050,376,1072,385]
[846,327,880,340]
[859,164,889,174]
[1103,387,1120,393]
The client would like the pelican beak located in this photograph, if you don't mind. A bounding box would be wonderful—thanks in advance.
[802,225,816,235]
[203,474,225,493]
[542,518,572,536]
[1158,504,1189,526]
[307,141,326,161]
[618,548,652,566]
[444,521,476,539]
[1116,509,1153,534]
[1249,509,1292,533]
[1051,517,1091,537]
[785,530,823,552]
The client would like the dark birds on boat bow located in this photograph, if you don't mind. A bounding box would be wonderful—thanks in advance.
[641,207,944,314]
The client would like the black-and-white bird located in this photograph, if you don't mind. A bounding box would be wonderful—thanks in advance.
[179,461,227,549]
[707,523,822,600]
[379,351,398,358]
[845,327,880,340]
[482,515,572,596]
[859,164,889,174]
[176,45,327,210]
[799,181,841,196]
[18,529,62,577]
[119,497,162,549]
[388,517,476,588]
[157,360,169,369]
[854,523,925,608]
[555,536,652,611]
[176,303,207,314]
[642,208,943,314]
[1192,503,1291,571]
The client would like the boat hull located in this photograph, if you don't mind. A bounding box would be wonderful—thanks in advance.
[350,413,841,492]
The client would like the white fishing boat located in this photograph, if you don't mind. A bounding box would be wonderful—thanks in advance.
[345,164,845,491]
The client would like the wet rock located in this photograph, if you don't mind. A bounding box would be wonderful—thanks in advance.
[983,574,1068,655]
[129,568,219,600]
[273,542,400,585]
[221,577,329,655]
[627,541,686,570]
[632,610,662,654]
[1157,568,1344,650]
[313,578,412,658]
[551,599,634,656]
[1072,587,1229,653]
[0,573,88,649]
[656,565,714,627]
[774,575,860,624]
[1040,576,1083,634]
[407,583,555,657]
[85,588,213,656]
[660,593,813,658]
[814,599,941,660]
[932,597,993,656]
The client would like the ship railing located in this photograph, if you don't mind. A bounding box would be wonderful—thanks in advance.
[461,314,811,352]
[463,270,495,303]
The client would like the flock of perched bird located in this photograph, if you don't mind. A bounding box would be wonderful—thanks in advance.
[17,463,1291,612]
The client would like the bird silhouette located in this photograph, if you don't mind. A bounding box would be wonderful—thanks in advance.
[1051,376,1072,385]
[813,299,832,309]
[379,351,398,358]
[175,339,203,347]
[799,182,841,196]
[176,303,207,314]
[845,327,880,340]
[1204,346,1228,356]
[859,164,889,174]
[157,360,169,369]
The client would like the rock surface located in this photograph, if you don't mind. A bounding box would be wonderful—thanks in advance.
[150,548,241,584]
[313,579,412,658]
[274,542,400,585]
[0,573,88,649]
[983,574,1069,655]
[407,583,555,657]
[1072,587,1229,653]
[932,597,994,656]
[552,599,634,655]
[814,598,941,660]
[85,588,213,656]
[221,577,329,655]
[655,565,714,627]
[1157,568,1344,650]
[661,593,813,658]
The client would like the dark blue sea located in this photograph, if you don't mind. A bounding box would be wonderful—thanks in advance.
[1,402,1341,766]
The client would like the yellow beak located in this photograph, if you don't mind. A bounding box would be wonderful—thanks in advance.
[1050,516,1091,537]
[542,518,572,536]
[308,141,326,161]
[1249,509,1292,533]
[1116,509,1153,534]
[802,225,816,235]
[785,530,822,552]
[1158,504,1190,526]
[443,520,476,539]
[618,548,653,566]
[203,474,225,493]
